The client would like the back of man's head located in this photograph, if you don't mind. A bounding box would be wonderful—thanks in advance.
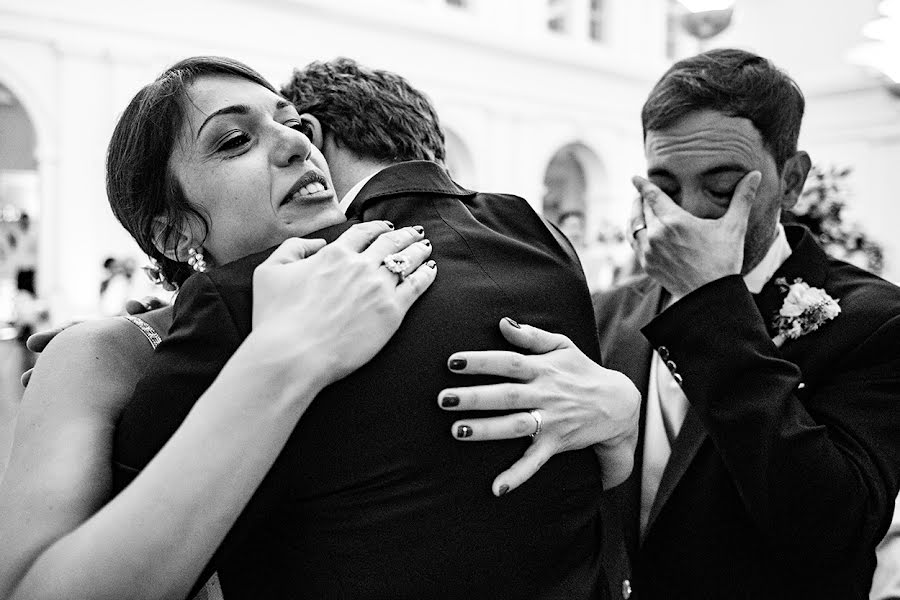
[281,57,446,164]
[641,48,805,170]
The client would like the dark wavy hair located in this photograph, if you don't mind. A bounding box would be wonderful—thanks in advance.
[280,57,445,163]
[642,48,805,170]
[106,56,276,287]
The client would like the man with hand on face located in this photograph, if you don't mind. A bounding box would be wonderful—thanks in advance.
[450,48,900,599]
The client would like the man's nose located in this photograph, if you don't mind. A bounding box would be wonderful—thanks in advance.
[679,191,719,219]
[273,124,312,166]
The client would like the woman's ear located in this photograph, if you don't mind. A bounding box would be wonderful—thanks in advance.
[299,113,325,148]
[151,215,204,263]
[780,151,812,211]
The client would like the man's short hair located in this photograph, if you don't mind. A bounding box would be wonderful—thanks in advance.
[281,57,446,163]
[641,48,805,170]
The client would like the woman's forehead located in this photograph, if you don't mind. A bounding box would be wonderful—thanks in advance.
[179,75,292,140]
[183,76,283,120]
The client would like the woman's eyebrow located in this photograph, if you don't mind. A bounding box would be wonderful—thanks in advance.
[197,105,250,139]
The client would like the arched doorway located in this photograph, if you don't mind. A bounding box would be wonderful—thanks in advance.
[0,81,43,413]
[542,142,632,291]
[542,142,609,239]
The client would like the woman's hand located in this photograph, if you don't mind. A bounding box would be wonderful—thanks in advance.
[438,318,639,495]
[252,221,436,387]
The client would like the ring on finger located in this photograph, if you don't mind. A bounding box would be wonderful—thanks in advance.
[529,409,543,439]
[382,252,410,281]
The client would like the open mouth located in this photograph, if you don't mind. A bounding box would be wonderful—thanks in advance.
[281,171,330,206]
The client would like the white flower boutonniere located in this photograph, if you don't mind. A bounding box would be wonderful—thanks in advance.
[771,277,841,347]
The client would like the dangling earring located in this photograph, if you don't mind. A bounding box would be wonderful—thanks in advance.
[143,257,166,285]
[143,256,177,291]
[187,247,207,273]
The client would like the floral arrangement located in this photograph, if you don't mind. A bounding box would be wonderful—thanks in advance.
[784,165,883,275]
[771,277,841,346]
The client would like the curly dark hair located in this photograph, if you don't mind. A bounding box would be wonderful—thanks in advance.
[106,56,277,287]
[642,48,805,170]
[280,57,445,163]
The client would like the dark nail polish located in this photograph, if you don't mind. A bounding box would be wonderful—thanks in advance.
[384,221,394,229]
[426,260,437,269]
[449,358,467,371]
[504,317,521,329]
[413,225,425,234]
[457,425,473,438]
[441,394,460,407]
[422,239,431,247]
[498,484,509,496]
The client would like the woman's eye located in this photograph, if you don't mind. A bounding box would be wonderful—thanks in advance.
[218,132,250,152]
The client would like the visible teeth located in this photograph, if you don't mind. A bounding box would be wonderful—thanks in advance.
[297,181,325,196]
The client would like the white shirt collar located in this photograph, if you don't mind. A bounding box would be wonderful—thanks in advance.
[743,224,792,294]
[338,171,381,214]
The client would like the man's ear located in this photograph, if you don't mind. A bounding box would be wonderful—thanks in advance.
[299,113,325,149]
[780,151,812,211]
[151,215,205,263]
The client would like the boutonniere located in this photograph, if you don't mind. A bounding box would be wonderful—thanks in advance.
[771,277,840,347]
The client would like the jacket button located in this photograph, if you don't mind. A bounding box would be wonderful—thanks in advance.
[657,346,669,360]
[673,372,683,385]
[622,579,632,599]
[665,359,677,373]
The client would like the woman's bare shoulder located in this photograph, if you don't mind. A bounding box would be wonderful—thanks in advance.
[25,317,155,417]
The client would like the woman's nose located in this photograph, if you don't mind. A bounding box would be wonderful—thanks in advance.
[273,124,312,166]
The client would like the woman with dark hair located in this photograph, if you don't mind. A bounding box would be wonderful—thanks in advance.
[0,56,436,600]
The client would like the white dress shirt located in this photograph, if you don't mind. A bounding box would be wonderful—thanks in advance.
[338,171,379,214]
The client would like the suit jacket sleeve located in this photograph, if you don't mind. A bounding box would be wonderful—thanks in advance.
[642,274,900,566]
[115,271,245,473]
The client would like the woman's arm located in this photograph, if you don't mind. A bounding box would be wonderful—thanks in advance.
[1,223,436,600]
[0,318,150,599]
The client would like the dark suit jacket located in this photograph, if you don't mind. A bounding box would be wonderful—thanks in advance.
[594,225,900,600]
[115,161,608,599]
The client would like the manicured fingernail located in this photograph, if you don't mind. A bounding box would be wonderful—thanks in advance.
[498,484,509,496]
[449,358,467,371]
[426,260,436,269]
[413,225,424,234]
[384,221,394,229]
[504,317,521,329]
[457,425,473,438]
[441,394,460,407]
[422,239,431,247]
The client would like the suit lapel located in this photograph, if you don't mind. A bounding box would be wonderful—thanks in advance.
[602,279,664,555]
[643,407,706,538]
[752,226,829,339]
